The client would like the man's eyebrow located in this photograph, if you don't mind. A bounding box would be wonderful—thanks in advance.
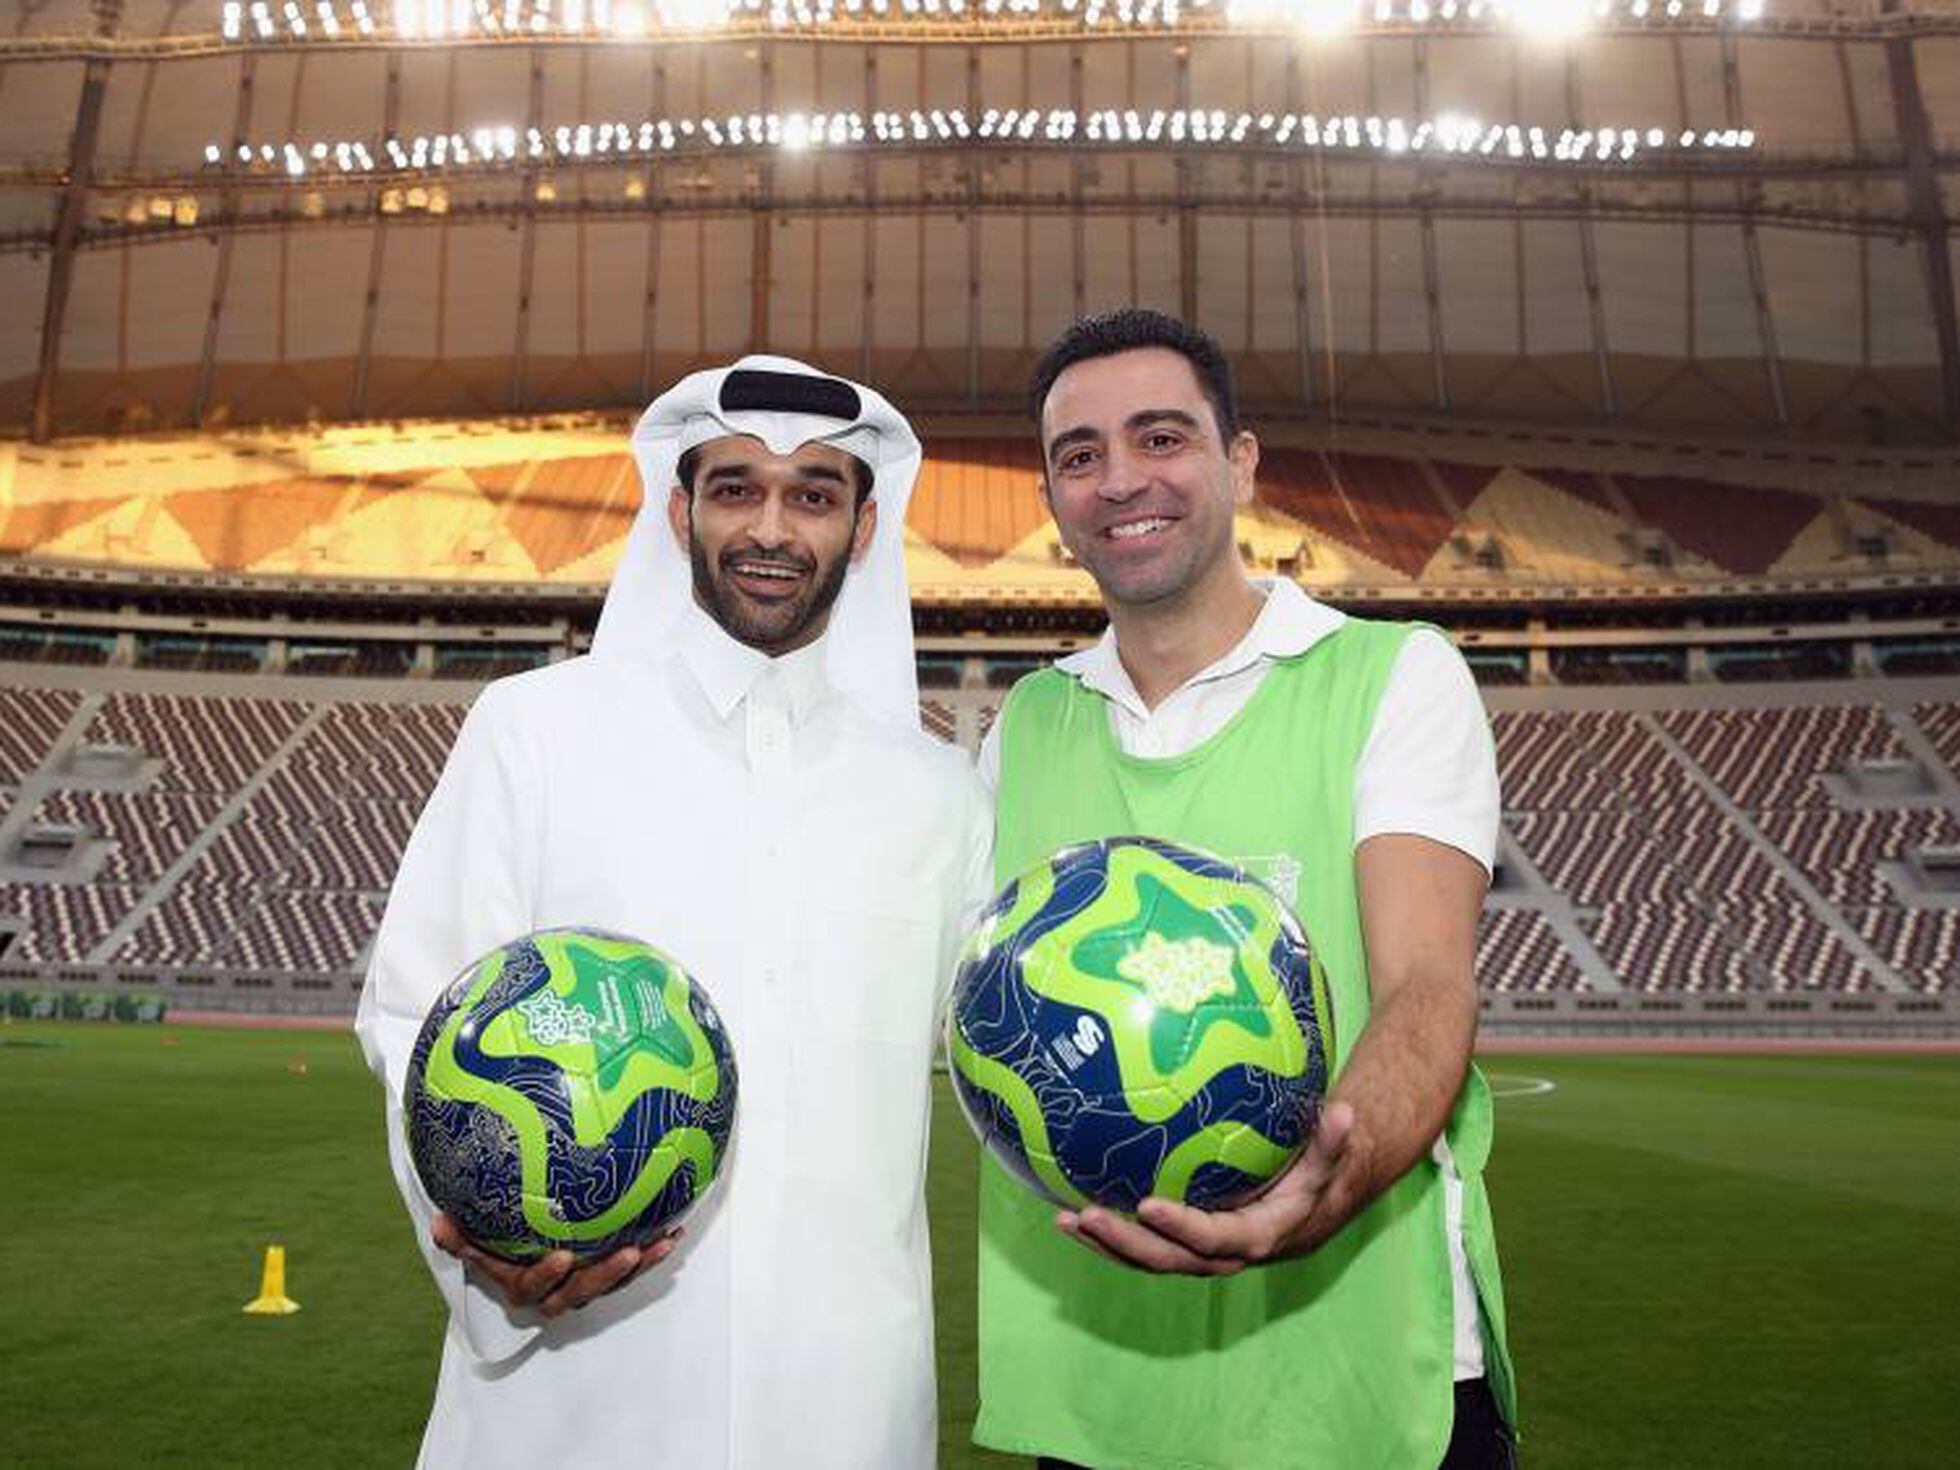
[1046,408,1204,462]
[698,460,848,487]
[1045,424,1102,459]
[1126,408,1203,434]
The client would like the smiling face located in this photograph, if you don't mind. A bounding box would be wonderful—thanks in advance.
[1037,346,1258,614]
[666,434,877,655]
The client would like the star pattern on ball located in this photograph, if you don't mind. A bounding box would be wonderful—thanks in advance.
[563,942,697,1076]
[1067,869,1273,1078]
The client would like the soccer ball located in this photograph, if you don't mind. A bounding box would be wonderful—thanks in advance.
[947,837,1333,1213]
[405,927,738,1262]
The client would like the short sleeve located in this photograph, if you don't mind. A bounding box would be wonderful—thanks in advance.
[1352,629,1500,872]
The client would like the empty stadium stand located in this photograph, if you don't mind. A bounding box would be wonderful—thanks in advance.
[1,664,1956,1037]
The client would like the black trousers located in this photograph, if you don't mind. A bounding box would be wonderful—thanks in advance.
[1034,1376,1517,1470]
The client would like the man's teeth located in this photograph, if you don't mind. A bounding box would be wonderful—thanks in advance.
[1107,518,1171,541]
[734,563,801,579]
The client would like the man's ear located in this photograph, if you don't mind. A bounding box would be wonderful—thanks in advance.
[849,497,879,563]
[667,485,692,550]
[1228,431,1260,507]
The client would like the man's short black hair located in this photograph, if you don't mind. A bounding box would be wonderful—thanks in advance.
[675,442,874,505]
[1028,307,1240,445]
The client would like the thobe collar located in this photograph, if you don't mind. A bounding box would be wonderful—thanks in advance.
[675,602,832,728]
[1055,578,1348,719]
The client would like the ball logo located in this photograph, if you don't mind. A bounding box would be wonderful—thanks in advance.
[516,987,600,1048]
[1116,931,1237,1013]
[1073,1015,1105,1056]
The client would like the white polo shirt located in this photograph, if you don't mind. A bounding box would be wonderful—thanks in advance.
[977,578,1498,1381]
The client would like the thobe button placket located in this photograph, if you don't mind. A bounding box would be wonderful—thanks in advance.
[733,666,799,1470]
[745,676,792,777]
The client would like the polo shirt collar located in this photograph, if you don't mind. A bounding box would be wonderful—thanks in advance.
[1054,579,1348,713]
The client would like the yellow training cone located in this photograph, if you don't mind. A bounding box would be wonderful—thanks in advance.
[243,1245,301,1316]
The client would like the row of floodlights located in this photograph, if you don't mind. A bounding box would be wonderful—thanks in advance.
[205,110,1759,176]
[219,0,1762,39]
[113,195,204,226]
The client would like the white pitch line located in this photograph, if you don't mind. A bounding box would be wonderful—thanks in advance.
[1485,1073,1557,1100]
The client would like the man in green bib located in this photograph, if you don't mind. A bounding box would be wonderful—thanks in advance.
[973,308,1517,1469]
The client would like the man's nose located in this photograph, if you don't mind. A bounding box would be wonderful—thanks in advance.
[1095,445,1148,502]
[749,492,790,546]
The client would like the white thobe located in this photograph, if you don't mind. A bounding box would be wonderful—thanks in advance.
[978,579,1499,1381]
[358,609,992,1470]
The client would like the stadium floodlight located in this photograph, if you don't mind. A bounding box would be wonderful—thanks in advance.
[213,105,1756,184]
[661,0,730,25]
[1434,112,1475,151]
[1501,0,1590,37]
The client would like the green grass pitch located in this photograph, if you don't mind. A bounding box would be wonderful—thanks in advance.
[2,1023,1955,1467]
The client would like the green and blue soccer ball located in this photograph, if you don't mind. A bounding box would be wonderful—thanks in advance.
[948,837,1333,1212]
[405,928,737,1262]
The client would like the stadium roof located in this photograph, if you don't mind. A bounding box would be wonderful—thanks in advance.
[3,0,1957,443]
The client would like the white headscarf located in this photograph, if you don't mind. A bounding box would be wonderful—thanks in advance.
[592,355,924,728]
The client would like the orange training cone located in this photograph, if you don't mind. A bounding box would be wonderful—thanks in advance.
[243,1245,301,1316]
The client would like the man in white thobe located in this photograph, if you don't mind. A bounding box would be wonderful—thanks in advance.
[356,357,991,1470]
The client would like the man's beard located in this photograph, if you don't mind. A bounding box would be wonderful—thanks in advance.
[689,527,855,654]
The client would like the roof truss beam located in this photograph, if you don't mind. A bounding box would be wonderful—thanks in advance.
[30,55,111,442]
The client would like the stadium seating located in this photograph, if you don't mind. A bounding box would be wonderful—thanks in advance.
[1484,704,1950,994]
[1477,909,1588,993]
[1586,904,1757,994]
[1,679,1954,999]
[1752,808,1960,907]
[1843,907,1960,994]
[0,880,139,963]
[1917,702,1960,782]
[1659,705,1902,810]
[0,688,83,786]
[31,788,226,884]
[83,693,310,796]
